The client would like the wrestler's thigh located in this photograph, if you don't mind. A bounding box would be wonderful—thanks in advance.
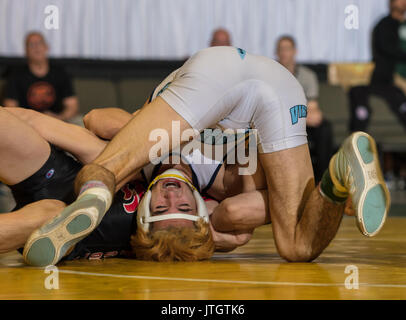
[0,108,50,185]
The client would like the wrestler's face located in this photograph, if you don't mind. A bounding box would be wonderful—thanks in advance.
[149,178,198,231]
[277,39,296,67]
[25,34,48,63]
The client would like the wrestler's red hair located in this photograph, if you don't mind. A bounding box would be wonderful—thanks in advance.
[130,219,214,262]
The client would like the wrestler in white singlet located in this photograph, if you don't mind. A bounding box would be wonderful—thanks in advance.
[147,46,308,154]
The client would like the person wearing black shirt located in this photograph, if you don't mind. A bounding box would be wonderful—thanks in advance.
[3,32,79,121]
[348,0,406,132]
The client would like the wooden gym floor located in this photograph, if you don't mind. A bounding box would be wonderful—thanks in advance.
[0,216,405,300]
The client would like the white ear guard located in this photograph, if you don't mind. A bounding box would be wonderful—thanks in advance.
[137,169,209,233]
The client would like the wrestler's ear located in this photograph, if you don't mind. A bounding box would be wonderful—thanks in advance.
[137,190,152,233]
[193,189,209,223]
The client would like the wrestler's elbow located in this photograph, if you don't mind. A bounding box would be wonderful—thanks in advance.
[83,109,98,132]
[85,109,124,140]
[83,110,107,138]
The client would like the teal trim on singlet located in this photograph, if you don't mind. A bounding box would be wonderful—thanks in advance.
[236,47,247,60]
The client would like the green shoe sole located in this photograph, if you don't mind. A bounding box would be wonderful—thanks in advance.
[23,194,106,267]
[344,132,390,237]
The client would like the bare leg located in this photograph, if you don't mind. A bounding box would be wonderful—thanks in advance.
[0,108,50,185]
[5,107,106,165]
[259,144,344,262]
[210,185,342,258]
[75,97,193,194]
[0,200,65,253]
[0,109,70,253]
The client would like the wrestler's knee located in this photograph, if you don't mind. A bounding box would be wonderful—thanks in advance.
[278,241,318,263]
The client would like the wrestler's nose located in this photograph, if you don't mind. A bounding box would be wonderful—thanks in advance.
[162,187,181,200]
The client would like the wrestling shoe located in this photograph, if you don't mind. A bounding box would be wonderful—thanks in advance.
[23,184,112,266]
[329,131,390,237]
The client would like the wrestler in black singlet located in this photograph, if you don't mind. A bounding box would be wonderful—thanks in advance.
[10,145,144,260]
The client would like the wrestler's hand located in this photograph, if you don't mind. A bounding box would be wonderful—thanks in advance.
[208,221,253,252]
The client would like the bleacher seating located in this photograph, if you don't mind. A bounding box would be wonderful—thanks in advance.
[73,78,119,111]
[323,63,406,150]
[117,78,161,112]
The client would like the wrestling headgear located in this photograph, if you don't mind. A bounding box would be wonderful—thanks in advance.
[137,169,209,232]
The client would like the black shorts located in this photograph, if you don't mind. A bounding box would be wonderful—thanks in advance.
[10,145,81,210]
[64,189,138,260]
[11,145,137,260]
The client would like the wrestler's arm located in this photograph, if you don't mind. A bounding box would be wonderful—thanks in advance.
[206,157,270,251]
[83,102,145,140]
[204,198,257,252]
[83,108,136,140]
[211,190,270,232]
[4,107,107,164]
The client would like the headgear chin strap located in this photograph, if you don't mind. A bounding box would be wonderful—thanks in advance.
[137,169,209,232]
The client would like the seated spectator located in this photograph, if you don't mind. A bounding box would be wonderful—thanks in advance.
[276,35,334,182]
[349,0,406,189]
[3,31,79,122]
[349,0,406,133]
[210,28,232,47]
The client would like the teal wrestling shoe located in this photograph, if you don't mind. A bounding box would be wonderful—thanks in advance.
[23,184,112,267]
[329,131,390,237]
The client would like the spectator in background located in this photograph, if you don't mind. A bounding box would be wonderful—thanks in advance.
[394,0,406,94]
[3,31,79,122]
[349,0,406,133]
[276,35,334,183]
[210,28,232,47]
[348,0,406,189]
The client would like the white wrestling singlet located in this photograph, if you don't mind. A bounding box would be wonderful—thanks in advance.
[148,46,308,154]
